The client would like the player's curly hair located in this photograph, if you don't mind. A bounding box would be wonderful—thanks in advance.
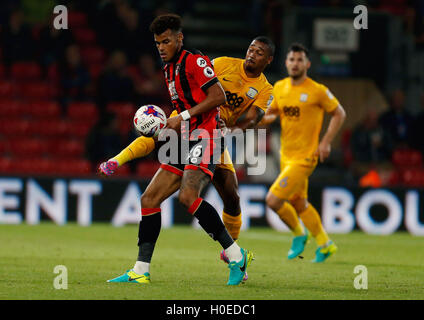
[149,13,182,35]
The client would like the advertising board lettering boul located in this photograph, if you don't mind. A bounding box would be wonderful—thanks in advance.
[0,178,423,235]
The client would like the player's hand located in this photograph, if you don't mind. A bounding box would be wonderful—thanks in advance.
[316,140,331,163]
[98,159,119,176]
[218,119,231,136]
[165,115,182,132]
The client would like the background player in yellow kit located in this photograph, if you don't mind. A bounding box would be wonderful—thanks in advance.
[260,43,346,263]
[99,36,274,275]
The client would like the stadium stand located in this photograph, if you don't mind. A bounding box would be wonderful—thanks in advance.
[0,0,423,187]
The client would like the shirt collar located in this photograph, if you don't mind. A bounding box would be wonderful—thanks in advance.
[168,47,185,65]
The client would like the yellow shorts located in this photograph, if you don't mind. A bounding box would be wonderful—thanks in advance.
[216,148,236,173]
[269,162,315,201]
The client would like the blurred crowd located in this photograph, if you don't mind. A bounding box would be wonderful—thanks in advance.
[344,89,424,187]
[0,0,174,177]
[0,0,424,186]
[250,0,424,68]
[293,0,424,49]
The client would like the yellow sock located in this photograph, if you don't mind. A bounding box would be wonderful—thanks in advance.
[222,211,242,240]
[276,202,304,236]
[112,136,155,165]
[298,204,329,246]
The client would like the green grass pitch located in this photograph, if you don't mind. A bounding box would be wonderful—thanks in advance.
[0,223,423,300]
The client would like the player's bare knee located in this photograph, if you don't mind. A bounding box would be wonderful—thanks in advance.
[266,192,284,211]
[178,189,197,209]
[141,192,159,209]
[291,198,308,213]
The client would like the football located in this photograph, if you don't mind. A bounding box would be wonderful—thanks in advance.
[133,104,167,137]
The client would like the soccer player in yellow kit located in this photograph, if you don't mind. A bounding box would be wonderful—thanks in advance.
[99,36,274,278]
[260,43,346,262]
[210,37,273,246]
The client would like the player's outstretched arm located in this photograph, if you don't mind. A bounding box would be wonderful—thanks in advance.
[165,82,226,131]
[315,104,346,163]
[258,104,279,126]
[98,136,156,176]
[223,106,265,134]
[190,81,226,116]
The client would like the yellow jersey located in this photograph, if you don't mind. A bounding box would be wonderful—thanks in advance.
[212,56,273,127]
[270,77,340,166]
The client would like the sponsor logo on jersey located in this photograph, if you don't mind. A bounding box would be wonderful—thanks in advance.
[300,93,308,102]
[225,91,244,109]
[168,81,179,100]
[175,64,181,76]
[283,106,300,118]
[246,87,258,99]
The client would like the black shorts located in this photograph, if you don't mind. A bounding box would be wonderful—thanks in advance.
[158,138,225,179]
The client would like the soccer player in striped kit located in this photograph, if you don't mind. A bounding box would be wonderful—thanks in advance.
[101,36,276,281]
[106,14,253,286]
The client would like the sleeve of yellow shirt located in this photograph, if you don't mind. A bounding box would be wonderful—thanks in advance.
[319,84,340,113]
[254,84,274,112]
[211,56,225,73]
[268,85,280,112]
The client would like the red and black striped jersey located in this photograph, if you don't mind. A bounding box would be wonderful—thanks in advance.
[163,48,220,135]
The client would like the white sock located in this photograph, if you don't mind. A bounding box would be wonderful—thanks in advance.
[133,261,150,275]
[224,242,243,262]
